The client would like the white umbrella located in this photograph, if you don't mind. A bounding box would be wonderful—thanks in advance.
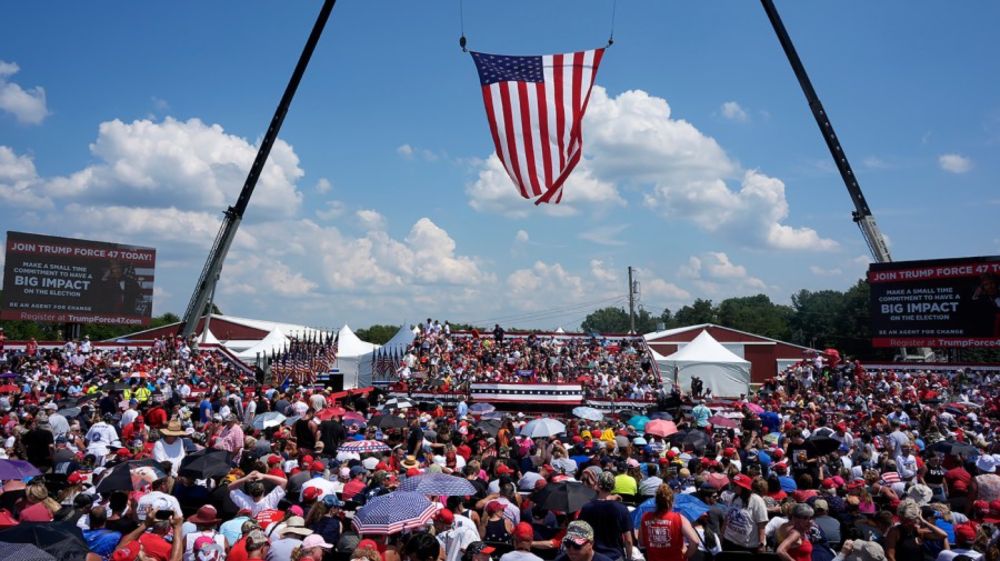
[572,406,604,422]
[252,412,286,430]
[520,417,566,438]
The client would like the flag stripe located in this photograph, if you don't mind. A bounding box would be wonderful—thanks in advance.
[497,83,528,198]
[486,85,525,198]
[516,81,542,197]
[552,54,566,171]
[536,80,553,188]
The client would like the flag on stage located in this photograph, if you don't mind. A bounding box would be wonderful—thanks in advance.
[471,48,605,205]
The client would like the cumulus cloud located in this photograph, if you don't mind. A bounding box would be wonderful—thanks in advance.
[315,200,346,221]
[467,154,623,218]
[720,101,749,122]
[356,209,387,231]
[809,265,843,277]
[0,61,48,124]
[0,146,53,209]
[314,177,332,193]
[514,230,529,243]
[506,261,586,311]
[578,224,629,246]
[466,85,834,251]
[590,259,618,284]
[939,153,972,174]
[42,117,304,218]
[678,252,765,295]
[396,143,438,161]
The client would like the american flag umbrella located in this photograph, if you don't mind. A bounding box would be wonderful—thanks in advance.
[572,407,604,422]
[469,403,496,415]
[520,417,566,438]
[398,473,477,496]
[338,440,391,454]
[352,491,437,534]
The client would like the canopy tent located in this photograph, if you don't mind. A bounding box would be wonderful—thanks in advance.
[235,328,291,361]
[358,323,416,387]
[657,330,750,398]
[334,325,379,389]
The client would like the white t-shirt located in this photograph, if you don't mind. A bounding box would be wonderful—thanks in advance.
[154,438,187,476]
[936,549,983,561]
[230,486,287,516]
[136,491,183,521]
[499,552,543,561]
[437,525,480,561]
[722,494,768,548]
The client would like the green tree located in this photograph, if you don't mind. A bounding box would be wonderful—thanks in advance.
[716,294,793,341]
[355,324,400,345]
[580,306,630,333]
[789,289,845,348]
[673,299,717,326]
[659,308,674,330]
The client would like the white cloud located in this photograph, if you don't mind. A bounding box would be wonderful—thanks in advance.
[314,177,332,193]
[0,146,53,209]
[356,209,387,231]
[315,200,346,221]
[467,154,623,218]
[679,252,765,296]
[643,277,691,301]
[506,261,586,310]
[396,143,439,161]
[939,153,972,174]
[578,224,629,246]
[0,61,49,124]
[862,156,889,170]
[396,144,414,158]
[809,265,843,277]
[43,117,304,218]
[720,101,749,123]
[590,259,618,284]
[514,230,529,243]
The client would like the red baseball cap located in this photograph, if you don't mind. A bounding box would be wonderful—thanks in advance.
[434,509,454,525]
[116,448,131,458]
[732,474,753,491]
[303,487,323,501]
[267,455,282,466]
[955,523,977,543]
[112,542,140,561]
[67,471,86,485]
[496,464,514,475]
[301,455,314,465]
[514,522,535,541]
[310,461,326,472]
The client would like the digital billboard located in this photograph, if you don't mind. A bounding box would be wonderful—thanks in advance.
[2,231,156,326]
[869,256,1000,348]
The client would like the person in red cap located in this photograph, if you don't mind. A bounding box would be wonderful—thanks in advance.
[434,508,480,561]
[500,522,543,561]
[720,474,767,553]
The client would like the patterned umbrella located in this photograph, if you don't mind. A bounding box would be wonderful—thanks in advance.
[343,411,367,423]
[398,473,477,496]
[382,398,414,410]
[744,402,765,414]
[644,420,678,438]
[339,440,391,454]
[94,460,167,494]
[763,432,782,445]
[352,491,437,534]
[572,407,604,422]
[520,418,566,438]
[251,412,286,430]
[469,403,496,414]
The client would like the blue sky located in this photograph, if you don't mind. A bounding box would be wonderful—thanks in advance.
[1,1,997,332]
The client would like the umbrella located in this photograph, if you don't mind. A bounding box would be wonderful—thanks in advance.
[0,386,18,395]
[352,491,437,534]
[617,409,640,421]
[398,473,477,496]
[178,449,233,480]
[101,382,128,392]
[251,412,286,430]
[481,411,506,421]
[929,440,979,458]
[383,398,414,410]
[628,416,650,431]
[0,459,42,480]
[520,418,566,438]
[316,407,346,421]
[679,430,710,449]
[763,432,782,445]
[342,417,365,428]
[0,522,89,561]
[648,411,673,421]
[744,402,765,414]
[805,434,840,458]
[476,419,502,437]
[469,403,496,415]
[342,411,366,424]
[0,542,56,561]
[672,494,710,522]
[339,440,391,454]
[708,416,740,429]
[704,472,730,490]
[572,407,604,422]
[55,407,81,418]
[94,460,166,494]
[371,415,406,430]
[644,420,678,438]
[531,480,595,513]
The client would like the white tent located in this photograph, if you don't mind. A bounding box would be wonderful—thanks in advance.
[358,323,417,387]
[235,328,290,361]
[334,325,379,389]
[657,330,751,398]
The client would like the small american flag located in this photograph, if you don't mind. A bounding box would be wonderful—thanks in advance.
[472,48,605,205]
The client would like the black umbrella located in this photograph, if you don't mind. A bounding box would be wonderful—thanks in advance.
[179,449,233,480]
[806,434,840,458]
[0,522,88,561]
[0,542,56,561]
[372,415,406,430]
[94,459,166,495]
[678,430,710,449]
[476,419,502,437]
[532,481,596,513]
[56,407,81,418]
[102,382,129,392]
[929,440,978,458]
[649,411,674,421]
[617,409,640,421]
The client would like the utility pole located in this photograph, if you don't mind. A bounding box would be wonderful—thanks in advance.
[628,266,635,334]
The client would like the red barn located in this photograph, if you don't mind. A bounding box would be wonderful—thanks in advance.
[644,324,817,384]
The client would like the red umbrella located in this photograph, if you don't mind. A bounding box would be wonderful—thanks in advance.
[0,385,18,394]
[316,407,347,420]
[343,411,366,423]
[708,416,740,429]
[644,419,678,438]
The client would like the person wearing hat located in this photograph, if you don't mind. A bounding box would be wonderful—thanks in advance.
[434,508,481,561]
[972,454,1000,503]
[462,542,496,561]
[720,474,768,553]
[214,413,245,459]
[812,498,842,549]
[268,516,313,561]
[936,524,984,561]
[885,499,948,561]
[154,420,187,477]
[553,521,609,561]
[499,522,543,561]
[577,471,633,561]
[839,540,888,561]
[183,506,226,561]
[244,529,271,561]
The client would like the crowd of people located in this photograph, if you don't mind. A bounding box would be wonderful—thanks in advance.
[393,321,662,402]
[0,328,995,561]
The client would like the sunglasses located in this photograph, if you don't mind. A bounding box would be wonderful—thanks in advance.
[563,542,588,550]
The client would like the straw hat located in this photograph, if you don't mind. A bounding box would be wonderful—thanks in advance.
[161,420,187,437]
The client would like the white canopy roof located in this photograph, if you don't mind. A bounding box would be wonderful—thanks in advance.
[380,323,416,353]
[336,324,378,357]
[659,330,751,398]
[235,328,290,360]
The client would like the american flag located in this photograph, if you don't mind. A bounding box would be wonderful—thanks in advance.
[472,48,605,205]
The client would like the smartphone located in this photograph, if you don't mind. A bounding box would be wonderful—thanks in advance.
[155,510,173,520]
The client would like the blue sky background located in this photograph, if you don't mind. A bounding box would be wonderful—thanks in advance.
[1,1,997,331]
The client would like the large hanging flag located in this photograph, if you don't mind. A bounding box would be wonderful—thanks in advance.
[471,48,604,205]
